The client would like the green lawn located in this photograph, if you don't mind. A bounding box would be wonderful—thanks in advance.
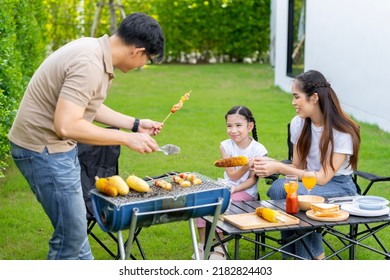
[0,63,389,260]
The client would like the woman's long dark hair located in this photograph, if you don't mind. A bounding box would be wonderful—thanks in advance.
[225,106,258,142]
[294,70,360,172]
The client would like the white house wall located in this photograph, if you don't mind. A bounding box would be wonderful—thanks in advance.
[273,0,293,92]
[273,0,390,132]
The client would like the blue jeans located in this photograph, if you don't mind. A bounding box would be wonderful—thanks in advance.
[267,175,357,259]
[10,142,93,260]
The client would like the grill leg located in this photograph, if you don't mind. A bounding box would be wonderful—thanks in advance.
[117,231,125,260]
[203,197,223,260]
[189,218,200,260]
[125,208,140,260]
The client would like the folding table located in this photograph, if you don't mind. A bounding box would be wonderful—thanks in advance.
[204,199,390,260]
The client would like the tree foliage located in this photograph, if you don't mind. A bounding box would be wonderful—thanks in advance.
[122,0,271,63]
[0,0,48,177]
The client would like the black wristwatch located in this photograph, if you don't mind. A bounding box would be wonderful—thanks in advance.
[131,118,140,132]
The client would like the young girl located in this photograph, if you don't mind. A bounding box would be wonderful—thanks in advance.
[194,105,268,260]
[254,70,360,259]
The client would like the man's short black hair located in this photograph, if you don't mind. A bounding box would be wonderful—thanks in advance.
[117,12,165,63]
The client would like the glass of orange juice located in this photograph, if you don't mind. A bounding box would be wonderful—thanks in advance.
[302,169,317,194]
[284,175,298,194]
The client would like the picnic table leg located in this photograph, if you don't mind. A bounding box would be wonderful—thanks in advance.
[255,233,260,259]
[234,235,240,260]
[349,224,358,260]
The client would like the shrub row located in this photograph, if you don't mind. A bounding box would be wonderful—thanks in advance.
[154,0,271,63]
[0,0,48,177]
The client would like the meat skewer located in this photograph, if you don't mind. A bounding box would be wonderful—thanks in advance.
[162,90,191,124]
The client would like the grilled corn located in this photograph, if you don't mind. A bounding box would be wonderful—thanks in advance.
[214,156,248,167]
[126,175,151,193]
[255,207,284,223]
[108,175,129,195]
[95,176,118,197]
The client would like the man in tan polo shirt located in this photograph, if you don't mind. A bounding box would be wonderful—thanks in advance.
[8,12,165,260]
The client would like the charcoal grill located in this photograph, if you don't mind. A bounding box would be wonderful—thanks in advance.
[90,171,231,259]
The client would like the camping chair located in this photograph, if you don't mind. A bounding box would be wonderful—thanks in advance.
[77,132,145,260]
[352,171,390,196]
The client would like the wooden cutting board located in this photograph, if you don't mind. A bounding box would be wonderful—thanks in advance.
[223,211,300,230]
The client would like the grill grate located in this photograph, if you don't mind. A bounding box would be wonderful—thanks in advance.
[91,172,228,206]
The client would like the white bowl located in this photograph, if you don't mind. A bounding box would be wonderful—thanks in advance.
[298,195,325,211]
[353,196,389,211]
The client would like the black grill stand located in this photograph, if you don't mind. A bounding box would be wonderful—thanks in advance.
[116,197,225,260]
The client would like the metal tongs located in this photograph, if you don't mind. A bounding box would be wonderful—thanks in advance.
[158,144,181,155]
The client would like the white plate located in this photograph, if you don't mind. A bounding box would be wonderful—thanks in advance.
[353,196,389,210]
[341,203,390,217]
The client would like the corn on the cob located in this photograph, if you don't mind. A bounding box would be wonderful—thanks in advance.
[214,156,248,167]
[108,175,129,195]
[255,207,284,223]
[126,175,150,193]
[95,176,118,197]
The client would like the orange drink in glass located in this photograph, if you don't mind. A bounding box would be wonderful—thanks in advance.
[284,181,298,194]
[302,170,317,194]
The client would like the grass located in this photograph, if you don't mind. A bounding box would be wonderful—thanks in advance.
[0,63,389,260]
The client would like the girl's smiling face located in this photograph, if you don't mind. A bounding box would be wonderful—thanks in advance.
[226,114,253,146]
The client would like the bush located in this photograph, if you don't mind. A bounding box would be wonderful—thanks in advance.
[98,0,271,63]
[0,0,47,177]
[154,0,271,63]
